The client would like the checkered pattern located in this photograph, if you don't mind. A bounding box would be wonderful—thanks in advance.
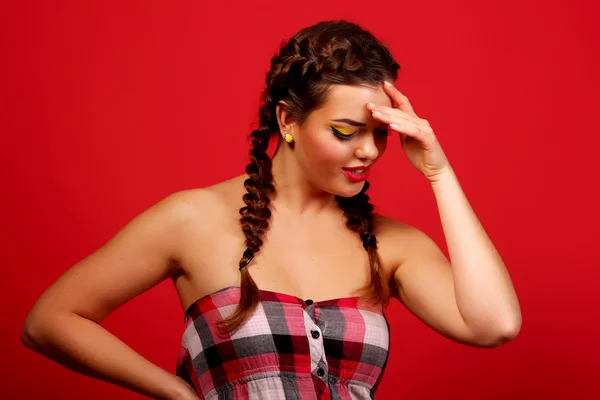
[176,286,390,399]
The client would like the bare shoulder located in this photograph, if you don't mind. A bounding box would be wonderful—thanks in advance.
[372,213,432,243]
[372,213,444,274]
[162,174,246,227]
[166,174,247,268]
[201,173,247,207]
[22,175,247,327]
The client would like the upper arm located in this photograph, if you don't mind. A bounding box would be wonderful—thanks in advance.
[375,215,479,346]
[393,227,481,346]
[25,189,202,325]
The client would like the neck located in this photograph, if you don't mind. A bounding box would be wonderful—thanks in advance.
[269,141,337,216]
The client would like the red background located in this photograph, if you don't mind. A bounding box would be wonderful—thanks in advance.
[2,1,599,398]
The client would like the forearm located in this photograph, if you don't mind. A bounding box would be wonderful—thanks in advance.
[22,312,191,400]
[430,168,521,337]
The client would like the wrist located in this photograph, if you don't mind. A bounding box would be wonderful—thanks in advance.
[427,166,455,186]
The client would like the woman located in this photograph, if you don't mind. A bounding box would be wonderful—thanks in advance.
[21,20,521,400]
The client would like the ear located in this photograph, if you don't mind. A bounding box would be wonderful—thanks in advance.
[275,100,296,137]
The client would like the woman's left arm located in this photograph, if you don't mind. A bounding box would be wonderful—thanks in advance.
[370,82,522,348]
[428,167,521,346]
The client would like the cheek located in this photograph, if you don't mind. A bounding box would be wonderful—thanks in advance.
[302,134,350,168]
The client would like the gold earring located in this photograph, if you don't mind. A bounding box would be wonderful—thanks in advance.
[284,133,294,143]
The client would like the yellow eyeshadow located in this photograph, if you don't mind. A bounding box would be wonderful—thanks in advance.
[327,122,355,136]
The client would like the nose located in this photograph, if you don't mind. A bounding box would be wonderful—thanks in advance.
[354,134,380,162]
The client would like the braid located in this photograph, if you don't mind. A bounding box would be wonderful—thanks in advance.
[217,92,276,332]
[218,20,399,333]
[336,181,390,307]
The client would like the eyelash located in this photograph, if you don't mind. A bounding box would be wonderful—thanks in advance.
[330,126,390,140]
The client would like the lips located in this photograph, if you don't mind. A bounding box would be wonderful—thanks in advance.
[342,165,371,183]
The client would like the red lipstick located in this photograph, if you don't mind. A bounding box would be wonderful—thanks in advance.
[342,165,371,183]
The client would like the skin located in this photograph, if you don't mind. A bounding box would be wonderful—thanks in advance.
[21,83,522,400]
[272,82,392,203]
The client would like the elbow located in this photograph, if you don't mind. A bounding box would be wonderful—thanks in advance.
[21,309,55,350]
[21,310,49,350]
[21,315,40,349]
[475,317,522,348]
[479,326,520,348]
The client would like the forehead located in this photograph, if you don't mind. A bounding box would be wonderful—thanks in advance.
[319,84,393,114]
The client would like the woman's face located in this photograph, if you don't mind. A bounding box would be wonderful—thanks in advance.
[293,83,392,198]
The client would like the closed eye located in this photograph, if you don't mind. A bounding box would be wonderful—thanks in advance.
[330,125,356,140]
[329,124,389,140]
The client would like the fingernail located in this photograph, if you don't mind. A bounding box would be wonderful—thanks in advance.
[367,103,376,108]
[384,81,393,87]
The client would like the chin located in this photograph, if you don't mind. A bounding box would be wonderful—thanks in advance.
[332,180,366,198]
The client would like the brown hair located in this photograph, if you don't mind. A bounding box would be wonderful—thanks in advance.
[218,20,400,333]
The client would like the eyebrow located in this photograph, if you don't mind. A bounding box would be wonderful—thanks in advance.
[330,118,367,127]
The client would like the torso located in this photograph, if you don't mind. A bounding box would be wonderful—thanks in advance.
[170,173,406,315]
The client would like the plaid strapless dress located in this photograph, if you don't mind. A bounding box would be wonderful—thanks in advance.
[176,286,390,399]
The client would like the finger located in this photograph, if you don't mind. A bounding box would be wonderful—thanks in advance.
[390,122,424,140]
[371,109,416,128]
[383,81,416,116]
[371,111,424,140]
[369,104,416,121]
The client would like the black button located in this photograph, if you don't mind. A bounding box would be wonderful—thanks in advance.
[317,367,325,377]
[311,330,320,339]
[305,299,314,305]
